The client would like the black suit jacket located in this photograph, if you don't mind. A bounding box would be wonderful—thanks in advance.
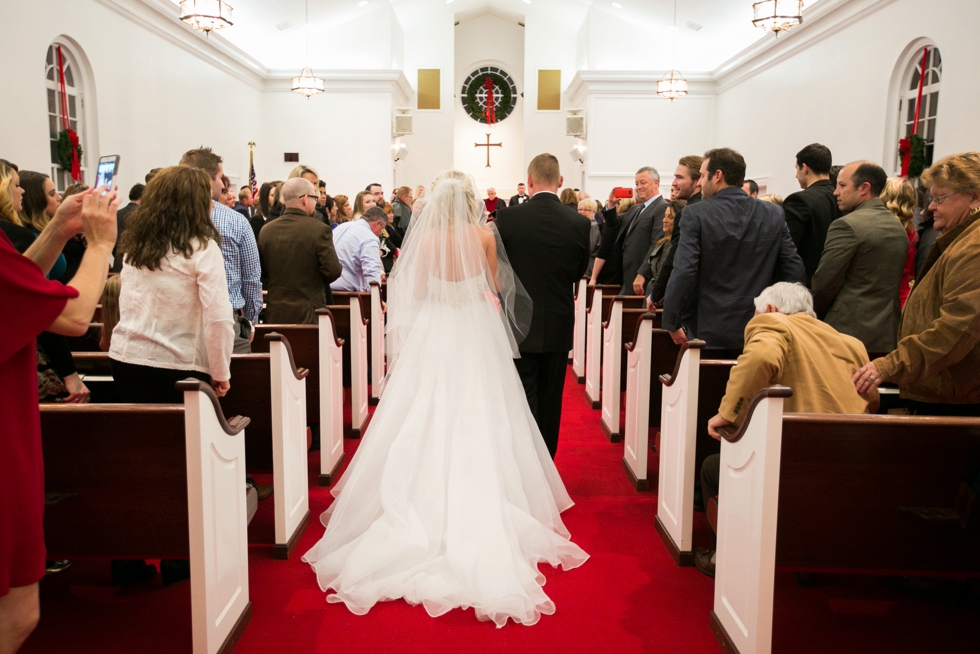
[649,192,701,302]
[782,179,840,287]
[509,194,529,206]
[111,202,140,273]
[614,196,669,288]
[495,193,591,353]
[663,187,806,351]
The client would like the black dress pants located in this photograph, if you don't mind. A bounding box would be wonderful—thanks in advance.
[110,359,210,403]
[514,351,568,459]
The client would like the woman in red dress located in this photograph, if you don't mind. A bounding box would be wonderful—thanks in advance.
[0,160,118,653]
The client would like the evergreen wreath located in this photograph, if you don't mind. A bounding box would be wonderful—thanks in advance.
[907,133,927,179]
[57,129,83,171]
[464,72,515,124]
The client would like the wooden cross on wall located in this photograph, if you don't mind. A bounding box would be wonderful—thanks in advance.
[474,133,502,168]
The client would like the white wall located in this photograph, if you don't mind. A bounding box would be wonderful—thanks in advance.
[0,0,262,193]
[713,0,980,197]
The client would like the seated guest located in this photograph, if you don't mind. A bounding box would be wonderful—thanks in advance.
[855,152,980,416]
[258,178,341,324]
[590,195,634,285]
[811,161,908,354]
[663,148,805,358]
[645,199,683,295]
[234,186,255,220]
[352,189,376,219]
[331,206,387,292]
[782,143,840,287]
[484,187,507,219]
[741,179,759,197]
[578,199,601,277]
[696,282,879,577]
[880,177,919,308]
[110,165,235,402]
[99,275,121,352]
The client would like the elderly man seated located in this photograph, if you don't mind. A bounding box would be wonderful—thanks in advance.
[695,282,879,577]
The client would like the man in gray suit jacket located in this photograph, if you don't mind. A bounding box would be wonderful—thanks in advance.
[663,148,806,355]
[811,161,909,354]
[614,166,669,294]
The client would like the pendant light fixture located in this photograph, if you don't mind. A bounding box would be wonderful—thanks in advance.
[752,0,804,35]
[657,0,688,100]
[292,0,324,98]
[179,0,233,35]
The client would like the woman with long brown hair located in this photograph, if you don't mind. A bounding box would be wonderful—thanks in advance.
[110,165,235,402]
[333,194,353,225]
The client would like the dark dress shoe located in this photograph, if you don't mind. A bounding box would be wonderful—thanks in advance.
[160,559,191,587]
[45,560,72,575]
[695,547,716,578]
[111,559,156,586]
[246,477,274,501]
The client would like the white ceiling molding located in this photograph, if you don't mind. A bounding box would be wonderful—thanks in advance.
[264,69,413,104]
[565,71,716,106]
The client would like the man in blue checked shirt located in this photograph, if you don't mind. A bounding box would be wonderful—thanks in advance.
[180,147,263,353]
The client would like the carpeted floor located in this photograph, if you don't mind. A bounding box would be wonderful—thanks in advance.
[23,368,979,653]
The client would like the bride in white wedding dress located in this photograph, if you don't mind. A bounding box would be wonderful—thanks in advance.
[302,171,588,627]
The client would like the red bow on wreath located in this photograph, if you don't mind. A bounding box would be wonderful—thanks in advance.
[483,77,496,125]
[56,46,82,182]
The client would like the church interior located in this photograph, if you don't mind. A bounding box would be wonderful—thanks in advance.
[2,0,979,652]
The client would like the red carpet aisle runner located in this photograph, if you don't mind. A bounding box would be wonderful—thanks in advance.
[23,370,980,653]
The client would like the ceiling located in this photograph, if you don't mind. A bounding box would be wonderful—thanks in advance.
[168,0,823,73]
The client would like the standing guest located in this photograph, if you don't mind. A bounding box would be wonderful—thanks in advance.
[391,186,414,234]
[98,275,121,352]
[234,186,255,220]
[484,187,507,219]
[590,195,634,285]
[57,183,90,284]
[742,179,759,197]
[63,183,89,199]
[578,199,601,277]
[0,174,118,653]
[220,176,237,209]
[829,165,844,188]
[613,167,669,295]
[180,147,262,354]
[782,143,841,287]
[915,204,940,280]
[145,168,162,184]
[414,184,425,202]
[648,155,704,305]
[880,177,919,308]
[259,177,341,323]
[855,152,980,416]
[758,193,783,206]
[495,153,591,458]
[321,196,337,225]
[250,181,277,243]
[289,166,328,223]
[334,194,353,225]
[509,182,529,206]
[366,182,385,208]
[112,183,144,272]
[645,199,682,295]
[811,161,908,354]
[663,148,805,357]
[330,206,387,292]
[15,171,67,281]
[318,180,327,205]
[559,188,579,209]
[379,203,401,273]
[352,190,376,219]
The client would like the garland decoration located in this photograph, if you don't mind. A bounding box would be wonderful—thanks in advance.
[464,72,515,124]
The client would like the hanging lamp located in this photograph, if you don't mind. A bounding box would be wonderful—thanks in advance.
[292,0,324,98]
[751,0,803,35]
[657,0,688,100]
[179,0,233,35]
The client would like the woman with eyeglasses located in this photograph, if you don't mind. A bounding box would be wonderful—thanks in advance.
[854,152,980,416]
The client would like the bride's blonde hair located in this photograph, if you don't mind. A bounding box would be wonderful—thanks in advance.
[428,170,483,225]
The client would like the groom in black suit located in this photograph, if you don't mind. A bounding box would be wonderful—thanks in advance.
[495,154,592,458]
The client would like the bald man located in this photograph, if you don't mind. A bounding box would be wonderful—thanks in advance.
[811,161,909,353]
[258,177,342,324]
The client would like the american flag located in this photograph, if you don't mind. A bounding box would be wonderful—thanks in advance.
[248,146,258,199]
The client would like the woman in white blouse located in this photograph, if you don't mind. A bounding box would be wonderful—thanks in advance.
[110,166,235,402]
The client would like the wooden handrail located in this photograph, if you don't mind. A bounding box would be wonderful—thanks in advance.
[264,333,310,380]
[175,380,251,435]
[658,340,707,386]
[315,308,346,347]
[715,386,793,443]
[624,312,658,352]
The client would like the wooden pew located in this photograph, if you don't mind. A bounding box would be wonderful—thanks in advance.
[621,314,680,490]
[331,292,371,437]
[251,324,319,431]
[584,284,622,406]
[316,308,346,485]
[571,277,588,380]
[368,281,386,405]
[598,300,651,440]
[711,388,980,654]
[41,381,252,654]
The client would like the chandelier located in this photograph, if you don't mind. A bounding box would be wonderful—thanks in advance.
[752,0,803,35]
[657,0,688,100]
[179,0,233,34]
[657,70,689,100]
[292,0,324,98]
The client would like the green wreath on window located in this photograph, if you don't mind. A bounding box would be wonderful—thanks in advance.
[57,129,83,171]
[907,134,927,179]
[464,73,515,124]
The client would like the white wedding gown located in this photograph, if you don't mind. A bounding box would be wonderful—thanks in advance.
[303,174,588,628]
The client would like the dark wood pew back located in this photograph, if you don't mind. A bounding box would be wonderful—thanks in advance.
[252,325,319,426]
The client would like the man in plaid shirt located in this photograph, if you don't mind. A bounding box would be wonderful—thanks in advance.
[180,147,262,353]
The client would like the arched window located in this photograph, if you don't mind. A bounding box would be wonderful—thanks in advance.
[896,46,941,172]
[45,43,86,191]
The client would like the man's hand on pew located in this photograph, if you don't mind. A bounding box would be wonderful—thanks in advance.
[63,373,91,404]
[853,361,885,394]
[707,414,732,441]
[212,379,231,397]
[668,327,688,346]
[632,274,646,296]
